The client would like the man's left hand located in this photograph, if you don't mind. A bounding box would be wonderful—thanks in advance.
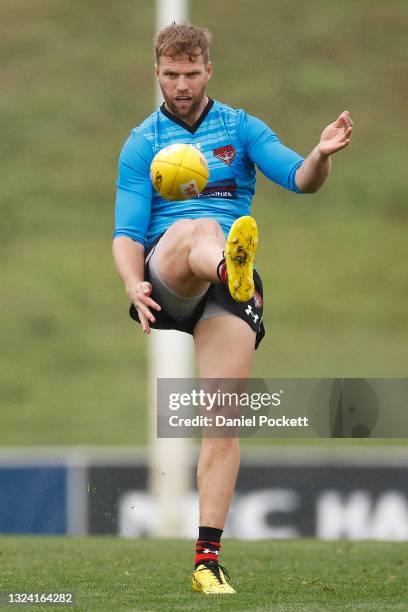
[318,110,353,156]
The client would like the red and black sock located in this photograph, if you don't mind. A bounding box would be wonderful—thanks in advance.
[217,257,228,284]
[194,526,223,568]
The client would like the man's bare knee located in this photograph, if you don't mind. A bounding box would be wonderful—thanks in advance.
[166,219,196,247]
[161,218,224,255]
[191,218,224,243]
[154,217,225,294]
[155,220,196,264]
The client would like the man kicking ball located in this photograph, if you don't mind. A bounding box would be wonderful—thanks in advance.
[113,23,353,594]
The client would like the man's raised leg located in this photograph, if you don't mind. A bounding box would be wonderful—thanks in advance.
[154,216,258,304]
[154,218,226,297]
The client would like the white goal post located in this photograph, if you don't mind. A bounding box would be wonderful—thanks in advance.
[148,0,193,537]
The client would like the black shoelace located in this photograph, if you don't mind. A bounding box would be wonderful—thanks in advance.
[198,560,231,584]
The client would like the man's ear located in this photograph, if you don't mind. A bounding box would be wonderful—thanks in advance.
[207,61,213,80]
[154,63,159,78]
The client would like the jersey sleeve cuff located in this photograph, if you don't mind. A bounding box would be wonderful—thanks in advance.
[112,230,145,246]
[290,159,306,193]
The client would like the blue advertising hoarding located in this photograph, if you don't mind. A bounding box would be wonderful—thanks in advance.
[0,467,67,534]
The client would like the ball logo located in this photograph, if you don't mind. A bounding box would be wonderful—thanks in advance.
[180,180,199,198]
[153,171,162,191]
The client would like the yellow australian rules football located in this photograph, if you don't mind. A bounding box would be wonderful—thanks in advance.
[150,143,209,201]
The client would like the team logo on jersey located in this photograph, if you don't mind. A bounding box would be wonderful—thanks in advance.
[213,144,236,165]
[254,291,263,309]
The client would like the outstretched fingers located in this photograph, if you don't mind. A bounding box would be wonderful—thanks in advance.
[131,281,161,334]
[137,297,161,333]
[137,304,155,334]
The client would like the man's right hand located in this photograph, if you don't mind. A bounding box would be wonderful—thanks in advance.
[127,281,161,334]
[112,237,162,334]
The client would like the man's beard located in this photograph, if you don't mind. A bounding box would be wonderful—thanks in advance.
[163,86,207,123]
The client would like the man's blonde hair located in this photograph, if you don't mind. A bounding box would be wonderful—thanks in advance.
[154,23,212,64]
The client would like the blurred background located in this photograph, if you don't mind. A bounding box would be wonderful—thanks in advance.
[1,0,407,538]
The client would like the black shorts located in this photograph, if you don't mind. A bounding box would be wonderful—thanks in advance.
[129,239,266,350]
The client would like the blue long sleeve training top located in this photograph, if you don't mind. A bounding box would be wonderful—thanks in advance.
[114,98,304,247]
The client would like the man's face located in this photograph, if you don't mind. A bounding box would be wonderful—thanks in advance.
[155,54,212,124]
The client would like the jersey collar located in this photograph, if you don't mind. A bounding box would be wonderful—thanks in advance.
[160,98,214,134]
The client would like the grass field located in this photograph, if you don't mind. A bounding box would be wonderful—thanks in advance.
[1,537,408,610]
[1,1,407,446]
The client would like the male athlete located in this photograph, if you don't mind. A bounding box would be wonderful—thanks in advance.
[113,24,353,594]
